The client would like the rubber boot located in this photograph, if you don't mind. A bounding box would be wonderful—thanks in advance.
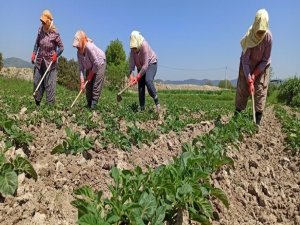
[234,108,241,116]
[91,100,97,109]
[255,112,263,125]
[35,99,40,106]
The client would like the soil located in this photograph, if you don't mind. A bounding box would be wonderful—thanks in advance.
[0,106,299,225]
[212,106,300,225]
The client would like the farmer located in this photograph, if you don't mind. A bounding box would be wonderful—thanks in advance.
[129,31,160,111]
[31,9,64,106]
[235,9,272,125]
[73,30,106,109]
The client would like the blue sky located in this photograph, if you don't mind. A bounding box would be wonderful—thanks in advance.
[0,0,299,81]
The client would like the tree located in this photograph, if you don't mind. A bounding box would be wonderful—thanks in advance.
[0,52,3,71]
[57,56,79,91]
[218,80,233,89]
[105,39,129,90]
[106,39,126,66]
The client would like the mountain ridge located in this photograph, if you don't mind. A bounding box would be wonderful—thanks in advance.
[4,57,34,69]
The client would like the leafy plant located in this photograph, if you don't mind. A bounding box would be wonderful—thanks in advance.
[0,153,37,196]
[274,106,300,155]
[0,119,32,148]
[51,128,93,155]
[277,77,300,107]
[128,124,158,148]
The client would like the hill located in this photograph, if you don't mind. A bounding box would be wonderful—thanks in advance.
[156,78,238,87]
[4,57,33,68]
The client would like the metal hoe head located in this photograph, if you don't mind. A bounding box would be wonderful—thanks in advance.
[116,94,122,102]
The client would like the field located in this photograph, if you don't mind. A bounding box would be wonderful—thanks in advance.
[0,76,299,225]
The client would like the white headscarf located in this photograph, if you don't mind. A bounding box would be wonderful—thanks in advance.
[72,30,93,49]
[240,9,269,54]
[130,30,144,49]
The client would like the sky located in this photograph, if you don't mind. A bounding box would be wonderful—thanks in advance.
[0,0,299,81]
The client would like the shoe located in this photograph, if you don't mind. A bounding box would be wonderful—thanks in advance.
[255,112,263,125]
[35,100,40,106]
[91,100,97,109]
[156,104,161,112]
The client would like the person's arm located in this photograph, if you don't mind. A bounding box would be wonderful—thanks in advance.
[256,33,272,74]
[87,44,104,74]
[241,49,251,79]
[77,52,84,75]
[31,27,41,63]
[129,50,136,75]
[139,43,149,76]
[55,33,64,57]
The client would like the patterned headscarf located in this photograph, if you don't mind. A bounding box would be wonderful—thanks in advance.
[240,9,269,54]
[130,30,144,49]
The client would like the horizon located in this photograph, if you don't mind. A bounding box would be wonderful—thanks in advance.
[0,0,299,81]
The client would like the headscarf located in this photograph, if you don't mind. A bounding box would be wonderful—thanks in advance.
[130,30,144,49]
[40,9,56,33]
[240,9,269,54]
[72,30,93,50]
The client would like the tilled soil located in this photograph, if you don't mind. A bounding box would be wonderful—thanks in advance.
[0,110,214,225]
[213,106,300,225]
[0,106,299,225]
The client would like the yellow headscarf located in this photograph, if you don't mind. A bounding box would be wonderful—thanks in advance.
[130,31,144,49]
[40,9,56,33]
[240,9,269,54]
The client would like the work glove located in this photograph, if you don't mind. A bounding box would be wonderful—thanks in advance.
[51,52,57,62]
[251,68,260,82]
[80,78,85,91]
[248,75,254,95]
[129,74,137,85]
[31,52,35,64]
[136,73,142,82]
[87,71,95,82]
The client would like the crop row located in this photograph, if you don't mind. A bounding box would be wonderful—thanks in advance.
[274,106,300,155]
[72,112,257,224]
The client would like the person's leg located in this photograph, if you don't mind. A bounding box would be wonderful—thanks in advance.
[85,70,93,107]
[45,69,57,105]
[90,64,106,109]
[138,75,146,111]
[145,63,159,107]
[254,66,270,125]
[235,63,249,113]
[33,63,46,106]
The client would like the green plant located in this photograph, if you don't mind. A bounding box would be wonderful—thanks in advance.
[274,106,300,155]
[0,120,32,148]
[277,77,300,107]
[51,128,93,155]
[105,39,129,90]
[128,124,158,148]
[0,152,37,196]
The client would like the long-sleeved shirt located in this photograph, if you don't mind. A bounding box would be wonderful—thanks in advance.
[240,30,272,78]
[77,42,106,78]
[33,26,64,69]
[129,40,157,76]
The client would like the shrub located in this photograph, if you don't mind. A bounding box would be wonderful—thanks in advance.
[277,77,300,107]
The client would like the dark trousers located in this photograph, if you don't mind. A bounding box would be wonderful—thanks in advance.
[138,63,158,108]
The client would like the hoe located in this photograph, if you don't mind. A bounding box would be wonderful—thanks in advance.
[116,83,132,102]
